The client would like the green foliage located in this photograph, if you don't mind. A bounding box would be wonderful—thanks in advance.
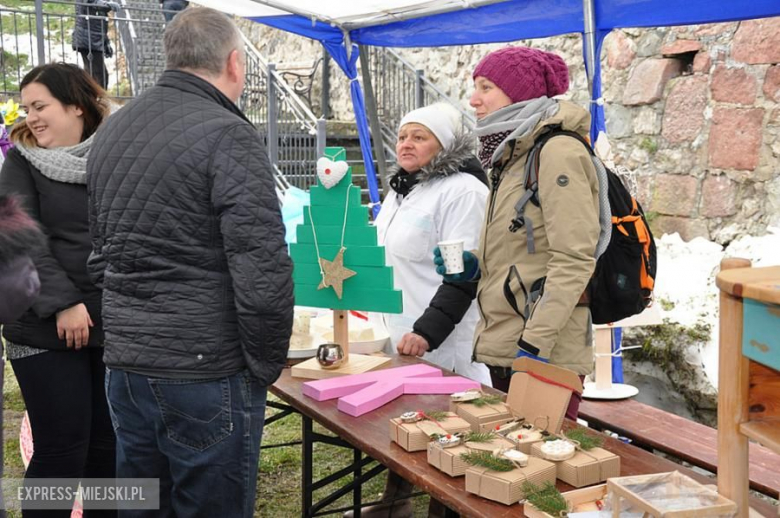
[463,431,497,443]
[564,428,603,451]
[1,50,30,92]
[466,394,503,407]
[659,298,675,311]
[522,481,568,517]
[422,410,450,422]
[622,319,718,425]
[639,137,658,154]
[460,450,515,472]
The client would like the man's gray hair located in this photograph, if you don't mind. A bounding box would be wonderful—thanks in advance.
[164,7,243,77]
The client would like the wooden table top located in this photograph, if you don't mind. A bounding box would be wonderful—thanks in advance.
[716,265,780,304]
[271,355,776,517]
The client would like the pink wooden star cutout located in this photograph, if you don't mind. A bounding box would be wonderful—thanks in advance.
[303,364,481,417]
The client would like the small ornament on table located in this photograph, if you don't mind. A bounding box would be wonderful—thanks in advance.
[496,448,529,468]
[436,434,462,449]
[400,411,423,423]
[450,389,482,403]
[539,439,576,461]
[316,343,345,369]
[493,418,525,436]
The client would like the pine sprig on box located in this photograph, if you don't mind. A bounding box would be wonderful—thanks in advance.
[468,394,504,407]
[460,451,515,472]
[422,411,450,422]
[522,481,568,516]
[564,428,604,451]
[463,431,497,443]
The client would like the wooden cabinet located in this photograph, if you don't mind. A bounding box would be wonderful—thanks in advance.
[715,259,780,517]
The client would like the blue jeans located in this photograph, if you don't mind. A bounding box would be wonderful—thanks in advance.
[105,369,266,517]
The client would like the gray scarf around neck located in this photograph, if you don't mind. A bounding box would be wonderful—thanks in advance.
[16,135,94,185]
[474,96,559,167]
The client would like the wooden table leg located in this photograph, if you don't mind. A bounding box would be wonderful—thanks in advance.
[717,258,751,517]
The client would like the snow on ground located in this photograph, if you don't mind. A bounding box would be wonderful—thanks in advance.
[653,227,780,390]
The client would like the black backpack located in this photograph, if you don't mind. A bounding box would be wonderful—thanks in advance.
[509,127,657,325]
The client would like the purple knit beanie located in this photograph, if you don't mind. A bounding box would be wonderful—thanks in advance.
[472,46,570,103]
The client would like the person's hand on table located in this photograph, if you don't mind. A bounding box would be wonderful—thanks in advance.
[397,333,430,357]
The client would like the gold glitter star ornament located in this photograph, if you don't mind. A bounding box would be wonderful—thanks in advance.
[317,247,357,299]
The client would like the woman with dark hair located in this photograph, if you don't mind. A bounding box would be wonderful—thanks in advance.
[0,63,115,517]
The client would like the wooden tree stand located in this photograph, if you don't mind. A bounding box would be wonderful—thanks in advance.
[583,304,662,400]
[291,311,391,379]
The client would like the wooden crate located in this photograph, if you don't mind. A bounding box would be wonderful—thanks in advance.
[607,471,737,517]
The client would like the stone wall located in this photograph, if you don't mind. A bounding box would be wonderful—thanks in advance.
[240,18,780,242]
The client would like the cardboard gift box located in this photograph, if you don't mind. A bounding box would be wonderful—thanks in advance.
[524,484,608,518]
[530,442,621,487]
[389,412,471,452]
[427,435,516,477]
[464,456,556,506]
[449,399,514,433]
[506,358,584,437]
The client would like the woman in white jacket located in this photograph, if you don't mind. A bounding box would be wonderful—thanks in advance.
[375,103,491,385]
[360,104,491,518]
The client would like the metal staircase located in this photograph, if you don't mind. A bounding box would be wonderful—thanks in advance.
[113,1,324,192]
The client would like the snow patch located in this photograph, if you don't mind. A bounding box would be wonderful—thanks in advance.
[653,227,780,390]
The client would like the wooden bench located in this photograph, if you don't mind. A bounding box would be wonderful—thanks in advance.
[579,398,780,500]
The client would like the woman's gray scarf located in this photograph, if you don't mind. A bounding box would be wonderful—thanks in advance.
[16,135,94,185]
[474,96,559,168]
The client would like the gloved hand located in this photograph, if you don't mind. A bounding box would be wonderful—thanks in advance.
[433,247,480,282]
[516,337,548,363]
[515,349,548,363]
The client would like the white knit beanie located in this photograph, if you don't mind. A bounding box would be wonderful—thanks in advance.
[398,102,462,149]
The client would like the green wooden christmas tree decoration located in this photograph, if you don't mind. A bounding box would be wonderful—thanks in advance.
[289,147,402,379]
[290,147,402,313]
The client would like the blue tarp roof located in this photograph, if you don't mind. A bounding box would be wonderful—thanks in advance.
[246,0,780,47]
[194,0,780,211]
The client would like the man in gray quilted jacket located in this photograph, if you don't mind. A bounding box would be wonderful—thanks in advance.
[87,8,294,516]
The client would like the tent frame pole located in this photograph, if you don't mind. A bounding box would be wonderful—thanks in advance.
[358,45,389,197]
[582,0,597,99]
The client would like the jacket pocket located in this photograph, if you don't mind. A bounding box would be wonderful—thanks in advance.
[387,207,433,262]
[149,377,233,452]
[502,265,527,321]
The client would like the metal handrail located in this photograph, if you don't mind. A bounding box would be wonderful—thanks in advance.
[240,32,319,130]
[239,32,324,191]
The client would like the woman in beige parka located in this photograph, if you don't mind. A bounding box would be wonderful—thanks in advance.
[436,46,601,420]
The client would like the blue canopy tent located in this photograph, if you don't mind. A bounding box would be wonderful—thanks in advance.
[194,0,780,213]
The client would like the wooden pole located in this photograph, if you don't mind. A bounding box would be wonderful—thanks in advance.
[594,327,613,391]
[333,310,349,362]
[717,257,751,516]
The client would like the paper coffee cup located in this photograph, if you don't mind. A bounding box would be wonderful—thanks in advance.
[438,239,465,274]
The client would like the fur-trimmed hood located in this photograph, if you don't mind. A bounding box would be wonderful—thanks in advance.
[0,195,45,265]
[388,132,488,187]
